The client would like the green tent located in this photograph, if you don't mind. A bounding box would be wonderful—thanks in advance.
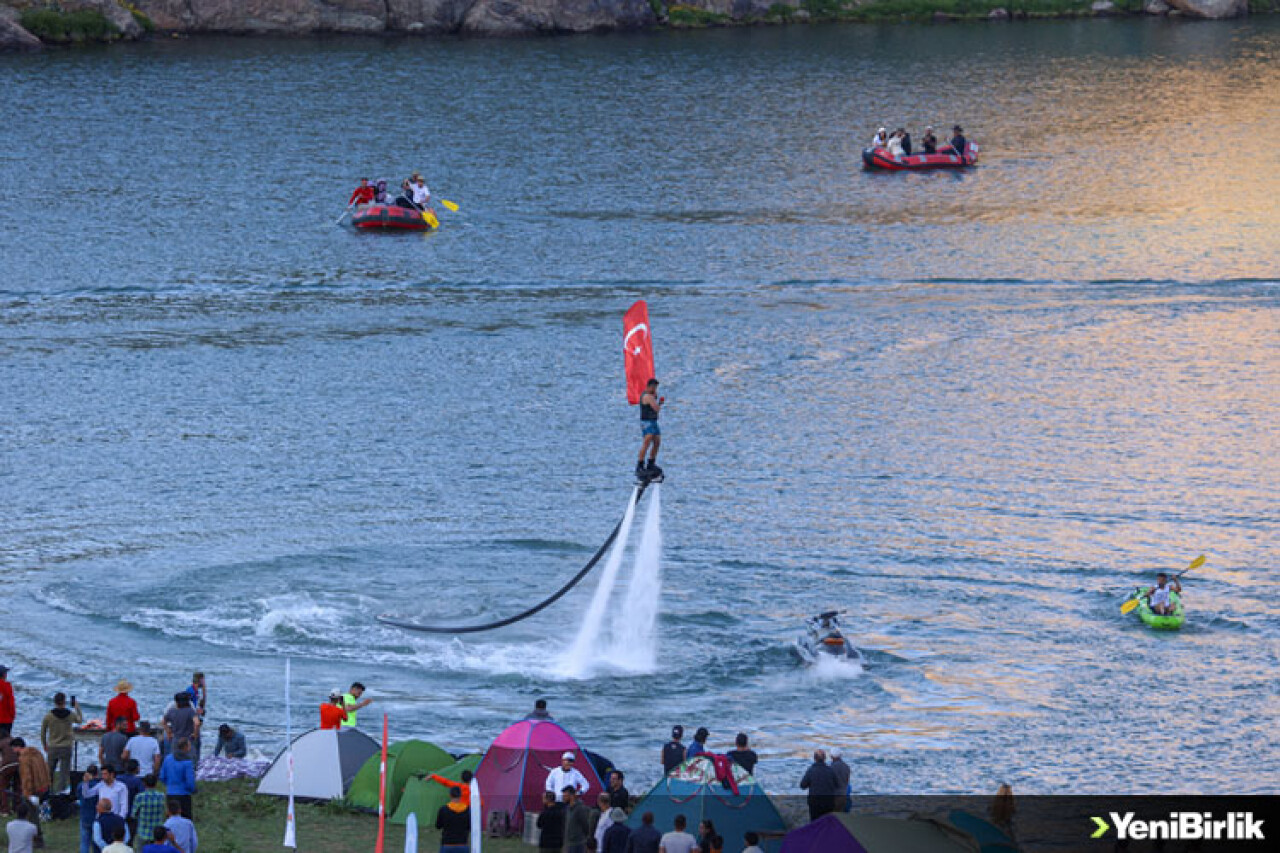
[390,754,483,826]
[346,740,456,813]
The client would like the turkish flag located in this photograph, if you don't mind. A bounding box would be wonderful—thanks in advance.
[623,300,655,405]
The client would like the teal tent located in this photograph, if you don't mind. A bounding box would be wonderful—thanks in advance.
[626,756,786,846]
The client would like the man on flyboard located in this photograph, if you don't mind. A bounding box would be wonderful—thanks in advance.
[636,378,664,481]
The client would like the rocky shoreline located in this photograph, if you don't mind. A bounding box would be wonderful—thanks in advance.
[0,0,1265,51]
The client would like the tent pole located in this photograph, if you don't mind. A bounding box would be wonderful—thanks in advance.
[376,714,389,853]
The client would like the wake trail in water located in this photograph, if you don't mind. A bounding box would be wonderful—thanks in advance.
[561,485,663,678]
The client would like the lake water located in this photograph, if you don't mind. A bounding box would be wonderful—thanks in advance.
[1,19,1277,797]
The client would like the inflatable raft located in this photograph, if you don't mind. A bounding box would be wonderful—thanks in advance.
[351,203,436,231]
[1130,587,1185,631]
[862,142,979,171]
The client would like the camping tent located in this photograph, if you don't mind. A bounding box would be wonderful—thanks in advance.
[346,739,455,813]
[780,813,982,853]
[626,756,786,848]
[474,718,603,834]
[256,728,380,800]
[390,753,483,825]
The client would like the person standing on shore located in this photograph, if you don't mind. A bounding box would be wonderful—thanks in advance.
[545,752,589,802]
[162,798,198,853]
[830,749,851,812]
[183,673,206,768]
[159,738,196,819]
[0,665,16,738]
[100,718,130,771]
[435,785,470,853]
[661,726,685,775]
[536,791,566,853]
[319,692,349,730]
[125,722,163,776]
[526,699,552,720]
[726,734,757,775]
[163,694,201,771]
[41,692,82,792]
[799,749,840,822]
[341,683,372,729]
[106,680,140,736]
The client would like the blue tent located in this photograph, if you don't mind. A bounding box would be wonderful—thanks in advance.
[627,756,786,847]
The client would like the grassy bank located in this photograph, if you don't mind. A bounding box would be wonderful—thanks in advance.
[41,778,529,853]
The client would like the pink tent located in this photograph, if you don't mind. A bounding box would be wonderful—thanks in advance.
[475,718,603,834]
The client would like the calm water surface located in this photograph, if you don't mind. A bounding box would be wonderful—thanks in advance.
[0,20,1277,797]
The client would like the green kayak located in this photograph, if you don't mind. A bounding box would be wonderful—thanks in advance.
[1129,587,1185,630]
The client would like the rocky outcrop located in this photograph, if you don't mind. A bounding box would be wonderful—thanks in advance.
[1164,0,1247,17]
[461,0,655,35]
[1144,0,1170,12]
[5,0,145,38]
[0,5,42,49]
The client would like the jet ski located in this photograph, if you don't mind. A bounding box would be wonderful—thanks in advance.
[794,611,864,665]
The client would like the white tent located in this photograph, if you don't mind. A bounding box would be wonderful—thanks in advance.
[257,727,380,800]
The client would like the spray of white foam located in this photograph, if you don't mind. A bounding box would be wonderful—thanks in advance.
[559,488,641,678]
[609,484,663,672]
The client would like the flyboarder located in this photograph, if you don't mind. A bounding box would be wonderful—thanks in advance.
[636,378,664,480]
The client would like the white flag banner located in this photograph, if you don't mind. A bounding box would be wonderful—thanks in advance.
[470,777,482,853]
[283,658,296,848]
[404,813,418,853]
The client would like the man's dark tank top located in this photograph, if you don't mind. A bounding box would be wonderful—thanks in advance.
[640,398,659,421]
[662,740,685,773]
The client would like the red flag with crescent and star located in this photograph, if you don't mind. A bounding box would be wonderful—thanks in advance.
[623,300,655,405]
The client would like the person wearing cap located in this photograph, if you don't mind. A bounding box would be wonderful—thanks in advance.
[545,751,588,802]
[601,807,632,853]
[348,177,375,207]
[319,691,349,730]
[871,127,887,148]
[949,125,968,156]
[661,725,685,774]
[0,665,16,738]
[341,682,372,728]
[921,126,938,155]
[124,721,162,776]
[106,679,140,735]
[41,691,82,792]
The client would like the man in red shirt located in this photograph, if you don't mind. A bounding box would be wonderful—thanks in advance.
[106,679,139,735]
[0,664,15,737]
[348,178,375,207]
[319,691,349,730]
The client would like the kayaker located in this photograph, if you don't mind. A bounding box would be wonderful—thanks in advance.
[921,126,938,154]
[636,378,663,478]
[950,125,968,155]
[394,179,416,209]
[871,127,887,148]
[348,178,375,207]
[1146,572,1182,615]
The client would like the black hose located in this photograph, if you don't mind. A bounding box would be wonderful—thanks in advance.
[377,481,649,634]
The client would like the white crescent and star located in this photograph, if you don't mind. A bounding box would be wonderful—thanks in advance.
[624,323,649,356]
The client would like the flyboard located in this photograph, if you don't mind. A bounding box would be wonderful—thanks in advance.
[378,299,666,635]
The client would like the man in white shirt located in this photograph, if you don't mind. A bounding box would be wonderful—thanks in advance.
[1147,572,1182,615]
[410,176,431,209]
[659,814,699,853]
[93,764,130,818]
[123,721,162,775]
[544,751,588,802]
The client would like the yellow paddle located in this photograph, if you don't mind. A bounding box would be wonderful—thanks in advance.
[438,198,459,212]
[1121,554,1205,614]
[422,208,439,229]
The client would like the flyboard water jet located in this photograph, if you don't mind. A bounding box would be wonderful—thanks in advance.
[378,300,666,636]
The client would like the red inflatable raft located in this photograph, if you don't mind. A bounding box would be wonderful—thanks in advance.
[350,203,435,231]
[862,142,979,171]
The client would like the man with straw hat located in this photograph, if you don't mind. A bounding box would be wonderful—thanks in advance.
[105,679,139,735]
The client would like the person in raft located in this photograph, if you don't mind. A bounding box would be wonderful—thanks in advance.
[636,379,663,478]
[950,125,968,154]
[348,178,375,207]
[1146,572,1182,615]
[871,126,887,148]
[921,126,938,155]
[411,175,432,212]
[319,691,349,730]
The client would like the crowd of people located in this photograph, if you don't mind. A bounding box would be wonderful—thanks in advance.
[870,124,968,158]
[1,667,222,853]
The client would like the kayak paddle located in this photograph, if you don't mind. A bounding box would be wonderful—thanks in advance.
[1120,554,1205,613]
[439,198,460,212]
[422,208,439,229]
[336,203,354,225]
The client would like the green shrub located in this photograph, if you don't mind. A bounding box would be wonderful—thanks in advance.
[19,8,119,43]
[667,3,732,25]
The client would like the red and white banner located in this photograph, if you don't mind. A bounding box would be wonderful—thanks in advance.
[623,300,655,405]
